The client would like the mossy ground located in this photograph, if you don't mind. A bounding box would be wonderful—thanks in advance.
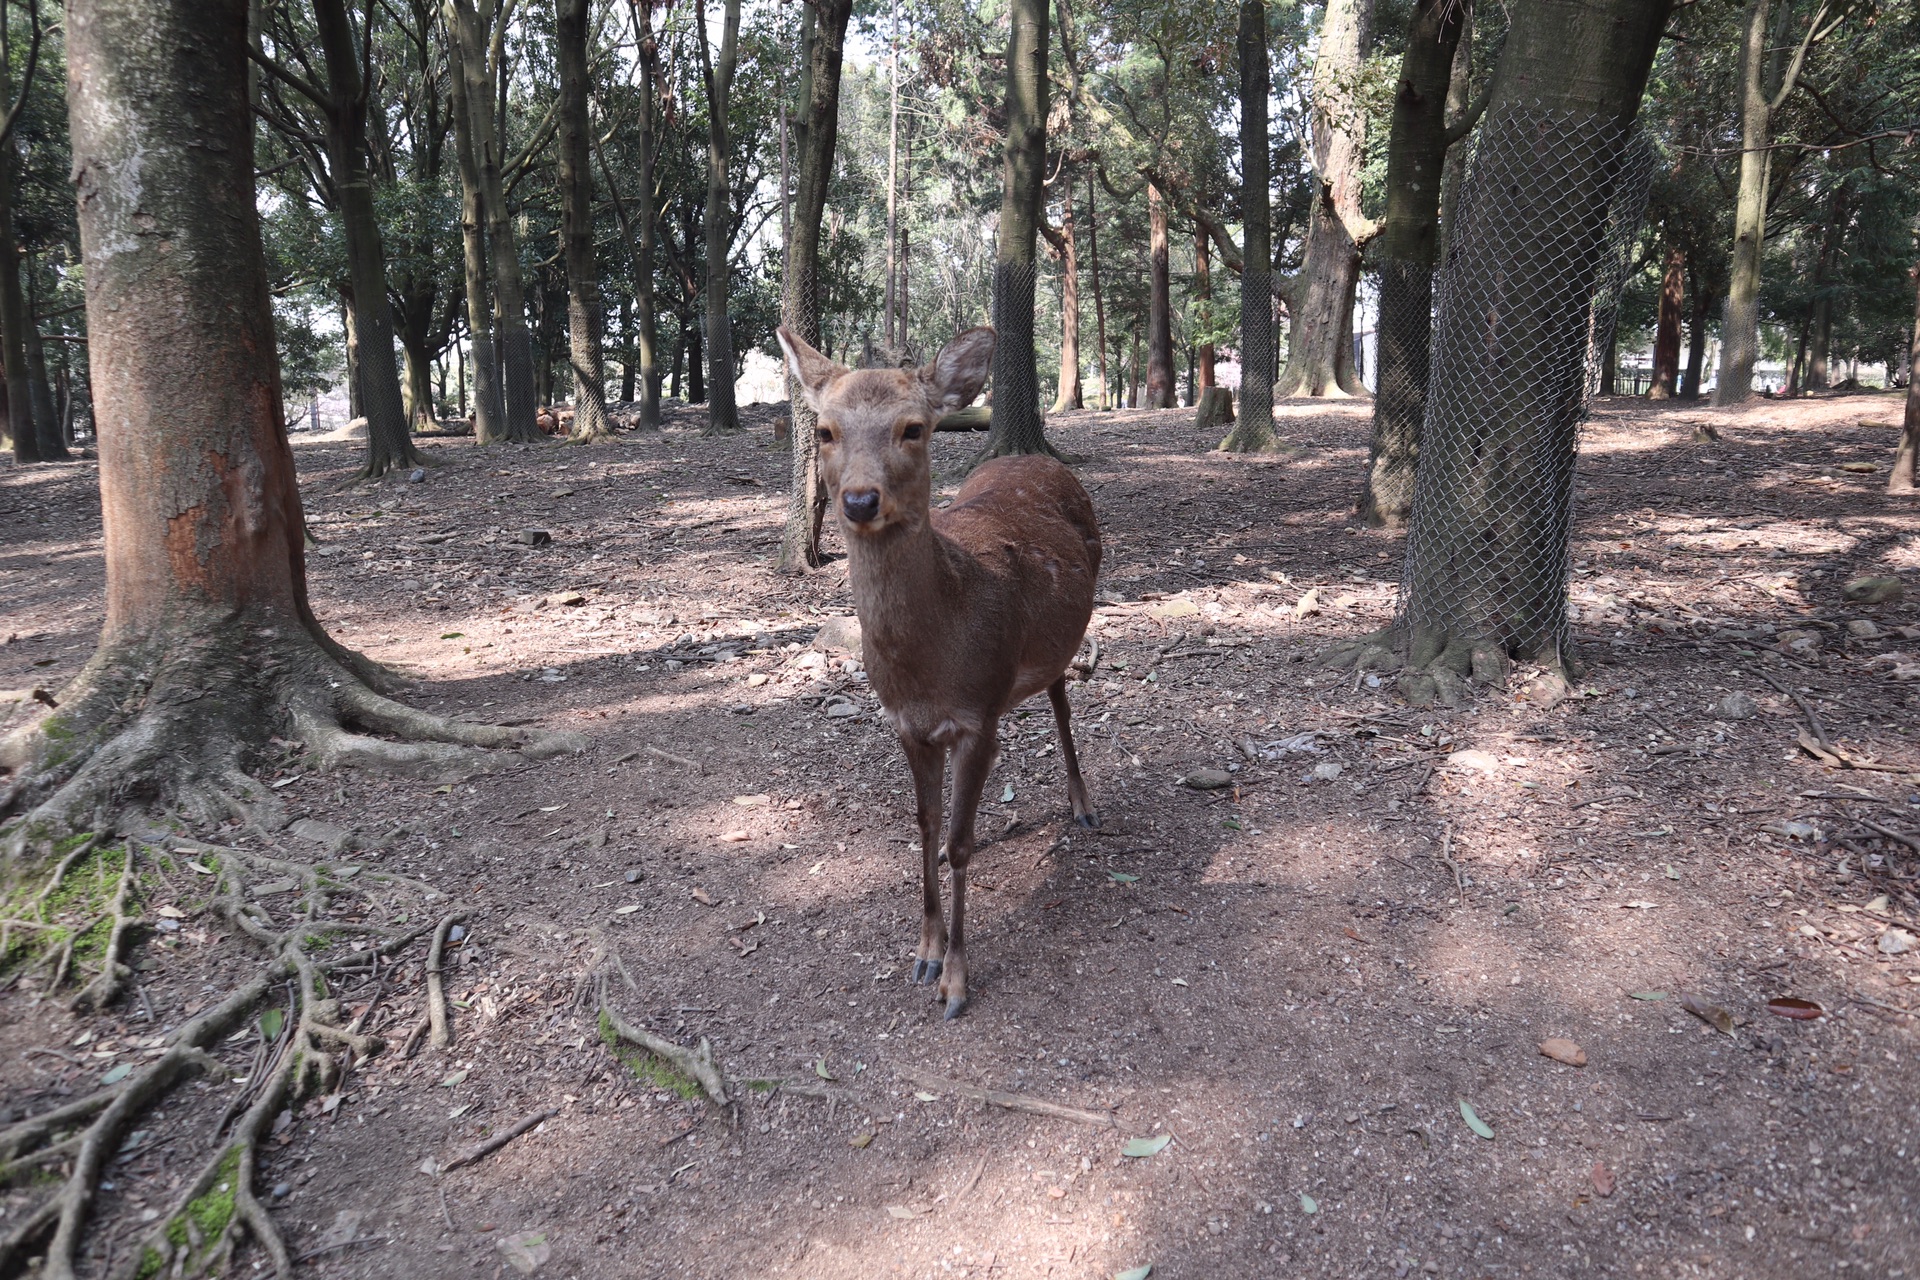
[0,836,120,977]
[598,1010,702,1101]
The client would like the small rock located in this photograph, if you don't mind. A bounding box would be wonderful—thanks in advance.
[1843,575,1904,604]
[625,869,642,883]
[1878,928,1916,956]
[1183,768,1234,790]
[746,673,770,688]
[516,529,552,546]
[250,877,298,897]
[1445,749,1500,774]
[1846,619,1882,638]
[1310,761,1343,781]
[546,591,586,608]
[1294,588,1321,618]
[811,615,863,659]
[1712,691,1759,720]
[1538,1037,1588,1067]
[407,468,426,484]
[664,659,684,671]
[825,701,859,719]
[272,1182,291,1199]
[729,703,755,715]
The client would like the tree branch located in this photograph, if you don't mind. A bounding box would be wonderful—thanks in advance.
[0,0,43,149]
[249,44,332,112]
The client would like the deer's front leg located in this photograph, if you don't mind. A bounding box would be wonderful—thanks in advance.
[937,730,999,1020]
[902,736,947,985]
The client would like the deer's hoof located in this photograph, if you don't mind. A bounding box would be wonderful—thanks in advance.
[910,958,943,985]
[1075,811,1101,830]
[943,994,968,1020]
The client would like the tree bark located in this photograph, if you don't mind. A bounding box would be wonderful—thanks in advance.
[696,0,741,433]
[1805,185,1847,391]
[449,0,538,440]
[1648,246,1685,398]
[557,0,610,441]
[1220,1,1277,451]
[23,259,67,460]
[1889,266,1920,493]
[1144,183,1175,408]
[1358,0,1467,526]
[977,0,1056,460]
[1681,271,1712,398]
[310,0,424,478]
[883,0,901,352]
[1337,0,1671,706]
[777,0,852,571]
[1276,0,1372,400]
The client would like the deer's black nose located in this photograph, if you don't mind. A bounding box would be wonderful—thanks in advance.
[842,489,881,524]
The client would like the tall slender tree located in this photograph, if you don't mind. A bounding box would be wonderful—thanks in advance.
[695,0,741,433]
[1220,0,1277,452]
[0,0,55,463]
[776,0,853,570]
[1889,266,1920,493]
[557,0,610,441]
[444,0,507,442]
[1714,0,1832,405]
[976,0,1056,459]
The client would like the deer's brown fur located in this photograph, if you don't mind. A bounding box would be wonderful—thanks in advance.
[778,324,1102,1018]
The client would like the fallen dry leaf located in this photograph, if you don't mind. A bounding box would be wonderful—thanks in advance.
[1539,1038,1587,1067]
[1591,1161,1615,1198]
[1679,993,1735,1035]
[690,887,715,906]
[1766,997,1825,1020]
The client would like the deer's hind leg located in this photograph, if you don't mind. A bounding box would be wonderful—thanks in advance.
[903,736,948,985]
[1048,677,1099,828]
[936,729,1000,1020]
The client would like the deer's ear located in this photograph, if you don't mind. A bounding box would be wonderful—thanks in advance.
[777,326,844,412]
[920,326,996,413]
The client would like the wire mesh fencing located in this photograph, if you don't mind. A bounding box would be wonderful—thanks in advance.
[1391,105,1655,676]
[989,258,1045,448]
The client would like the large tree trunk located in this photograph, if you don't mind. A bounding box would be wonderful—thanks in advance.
[399,329,435,428]
[4,0,575,854]
[1044,183,1082,412]
[1889,266,1920,493]
[449,0,538,440]
[1144,183,1175,408]
[1358,0,1467,527]
[1194,228,1215,391]
[1276,0,1372,400]
[557,0,609,441]
[1805,186,1847,391]
[697,0,741,433]
[312,0,423,478]
[1715,0,1824,406]
[1220,0,1277,451]
[1332,0,1671,707]
[977,0,1056,460]
[1648,246,1685,398]
[776,0,851,570]
[444,7,507,445]
[23,259,67,460]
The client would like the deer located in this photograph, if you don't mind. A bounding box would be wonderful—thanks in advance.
[776,324,1102,1020]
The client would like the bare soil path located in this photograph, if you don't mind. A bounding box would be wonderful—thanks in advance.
[4,391,1918,1279]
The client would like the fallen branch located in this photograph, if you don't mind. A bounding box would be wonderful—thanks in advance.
[599,1000,728,1106]
[440,1106,561,1172]
[426,910,469,1050]
[893,1064,1117,1128]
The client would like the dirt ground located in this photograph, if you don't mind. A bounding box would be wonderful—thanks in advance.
[4,388,1920,1280]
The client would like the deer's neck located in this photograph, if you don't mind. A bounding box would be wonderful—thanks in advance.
[847,517,962,645]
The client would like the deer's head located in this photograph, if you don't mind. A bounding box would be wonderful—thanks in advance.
[776,326,995,537]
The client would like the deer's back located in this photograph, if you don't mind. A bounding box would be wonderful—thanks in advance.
[931,455,1101,706]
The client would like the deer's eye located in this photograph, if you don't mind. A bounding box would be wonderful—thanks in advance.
[901,423,924,441]
[816,428,833,444]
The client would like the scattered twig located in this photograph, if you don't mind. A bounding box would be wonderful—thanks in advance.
[893,1064,1117,1129]
[645,744,702,773]
[440,1106,561,1172]
[294,1235,390,1263]
[1859,820,1920,856]
[426,910,469,1050]
[1436,826,1465,897]
[598,998,728,1106]
[1570,788,1640,810]
[1848,993,1915,1018]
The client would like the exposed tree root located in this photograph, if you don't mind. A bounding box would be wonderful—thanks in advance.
[1323,625,1552,709]
[597,979,729,1107]
[0,832,449,1280]
[1,619,584,862]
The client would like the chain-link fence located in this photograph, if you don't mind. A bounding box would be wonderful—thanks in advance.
[1392,106,1654,671]
[988,258,1046,448]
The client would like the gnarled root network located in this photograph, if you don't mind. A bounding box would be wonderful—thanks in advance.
[0,834,450,1280]
[1321,626,1522,709]
[0,619,583,862]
